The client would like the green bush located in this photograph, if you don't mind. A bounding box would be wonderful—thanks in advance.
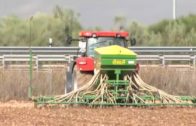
[0,6,82,46]
[130,14,196,46]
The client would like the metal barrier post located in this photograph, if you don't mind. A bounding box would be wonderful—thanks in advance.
[193,56,196,68]
[161,55,165,66]
[28,48,33,98]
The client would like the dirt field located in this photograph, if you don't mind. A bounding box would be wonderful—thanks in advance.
[0,101,196,126]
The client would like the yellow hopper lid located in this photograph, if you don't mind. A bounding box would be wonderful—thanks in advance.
[95,45,137,56]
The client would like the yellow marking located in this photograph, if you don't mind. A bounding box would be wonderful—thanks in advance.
[112,59,126,65]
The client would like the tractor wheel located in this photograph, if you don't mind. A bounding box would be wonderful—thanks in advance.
[66,62,93,93]
[73,65,93,90]
[66,62,75,93]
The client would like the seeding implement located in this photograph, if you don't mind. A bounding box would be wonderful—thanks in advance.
[33,31,196,107]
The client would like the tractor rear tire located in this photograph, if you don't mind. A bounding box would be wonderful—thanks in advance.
[66,62,75,93]
[73,66,93,89]
[66,62,93,93]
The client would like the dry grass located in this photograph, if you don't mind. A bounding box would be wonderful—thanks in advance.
[139,67,196,96]
[0,67,195,101]
[0,68,65,101]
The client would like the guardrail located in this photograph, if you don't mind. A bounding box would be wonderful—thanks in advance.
[0,46,195,68]
[0,54,195,69]
[0,47,79,55]
[0,46,196,55]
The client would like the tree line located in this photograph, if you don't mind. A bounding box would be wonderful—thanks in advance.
[0,6,82,46]
[127,14,196,46]
[0,6,195,46]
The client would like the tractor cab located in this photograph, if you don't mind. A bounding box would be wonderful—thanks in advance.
[78,31,135,57]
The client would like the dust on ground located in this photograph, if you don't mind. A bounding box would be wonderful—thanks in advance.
[0,101,196,126]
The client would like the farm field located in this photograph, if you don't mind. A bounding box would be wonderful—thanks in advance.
[0,2,195,126]
[0,101,196,126]
[1,67,196,126]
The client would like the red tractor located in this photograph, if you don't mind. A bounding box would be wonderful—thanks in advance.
[66,31,137,93]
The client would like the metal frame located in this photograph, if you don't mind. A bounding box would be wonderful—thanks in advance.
[33,46,196,107]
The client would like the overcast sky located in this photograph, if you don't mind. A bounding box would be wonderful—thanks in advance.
[0,0,195,29]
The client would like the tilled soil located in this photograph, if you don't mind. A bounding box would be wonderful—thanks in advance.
[0,101,196,126]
